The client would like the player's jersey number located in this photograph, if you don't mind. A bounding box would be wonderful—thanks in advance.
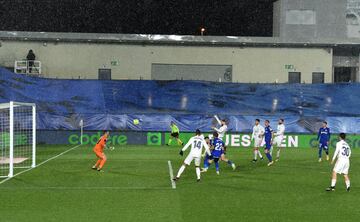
[341,146,350,157]
[194,140,202,149]
[214,142,222,151]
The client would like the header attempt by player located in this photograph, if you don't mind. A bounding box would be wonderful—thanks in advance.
[211,115,228,139]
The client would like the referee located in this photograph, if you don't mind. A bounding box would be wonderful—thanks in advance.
[166,121,184,146]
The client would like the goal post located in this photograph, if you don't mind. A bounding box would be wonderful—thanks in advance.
[0,101,36,178]
[79,119,84,145]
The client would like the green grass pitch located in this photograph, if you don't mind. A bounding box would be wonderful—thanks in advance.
[0,144,359,222]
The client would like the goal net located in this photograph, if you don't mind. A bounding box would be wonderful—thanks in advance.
[0,101,36,178]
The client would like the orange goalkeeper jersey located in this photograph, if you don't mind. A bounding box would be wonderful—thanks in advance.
[94,135,108,153]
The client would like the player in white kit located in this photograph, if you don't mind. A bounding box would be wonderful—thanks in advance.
[272,118,285,162]
[173,129,211,182]
[326,133,351,192]
[212,115,229,155]
[212,115,228,139]
[251,119,264,162]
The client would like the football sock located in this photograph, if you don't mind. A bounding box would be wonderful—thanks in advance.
[168,139,172,145]
[345,180,350,189]
[195,167,201,180]
[227,160,233,166]
[95,159,101,167]
[266,153,272,162]
[331,179,336,187]
[325,149,329,155]
[254,150,257,160]
[258,150,263,158]
[204,159,209,168]
[177,139,183,145]
[177,165,186,178]
[99,159,106,169]
[276,149,281,159]
[318,148,322,158]
[215,162,219,172]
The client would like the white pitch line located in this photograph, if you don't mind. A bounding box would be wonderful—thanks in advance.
[167,160,176,189]
[0,186,172,191]
[0,144,81,185]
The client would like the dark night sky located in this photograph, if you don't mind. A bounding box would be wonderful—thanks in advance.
[0,0,276,36]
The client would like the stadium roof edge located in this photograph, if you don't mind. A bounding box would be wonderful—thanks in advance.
[0,31,360,48]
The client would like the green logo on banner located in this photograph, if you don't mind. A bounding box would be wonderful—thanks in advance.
[68,131,128,145]
[0,132,28,146]
[147,132,162,145]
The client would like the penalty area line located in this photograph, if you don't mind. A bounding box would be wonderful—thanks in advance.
[0,144,82,185]
[167,160,176,189]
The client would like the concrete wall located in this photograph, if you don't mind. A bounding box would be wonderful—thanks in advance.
[0,40,333,83]
[273,0,281,37]
[274,0,347,42]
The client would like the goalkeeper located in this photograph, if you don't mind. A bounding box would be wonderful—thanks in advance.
[92,131,109,172]
[166,122,184,146]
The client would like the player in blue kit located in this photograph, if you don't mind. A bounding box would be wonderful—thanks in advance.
[210,132,224,175]
[202,133,222,174]
[263,120,274,166]
[317,121,331,162]
[202,132,235,174]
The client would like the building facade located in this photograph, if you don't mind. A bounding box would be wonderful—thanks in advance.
[274,0,360,82]
[0,37,333,83]
[0,0,360,83]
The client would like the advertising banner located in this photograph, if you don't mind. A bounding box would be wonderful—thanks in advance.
[165,133,360,149]
[34,130,360,149]
[38,131,146,145]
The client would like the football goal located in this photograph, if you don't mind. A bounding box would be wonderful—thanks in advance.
[0,101,36,178]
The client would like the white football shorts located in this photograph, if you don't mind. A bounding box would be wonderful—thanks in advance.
[184,154,201,166]
[272,135,284,147]
[254,138,263,148]
[333,159,350,175]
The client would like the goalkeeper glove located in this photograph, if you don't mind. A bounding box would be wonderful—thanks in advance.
[179,150,184,156]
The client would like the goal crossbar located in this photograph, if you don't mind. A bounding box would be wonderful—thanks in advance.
[0,102,36,109]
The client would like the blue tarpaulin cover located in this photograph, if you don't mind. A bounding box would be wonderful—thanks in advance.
[0,67,359,133]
